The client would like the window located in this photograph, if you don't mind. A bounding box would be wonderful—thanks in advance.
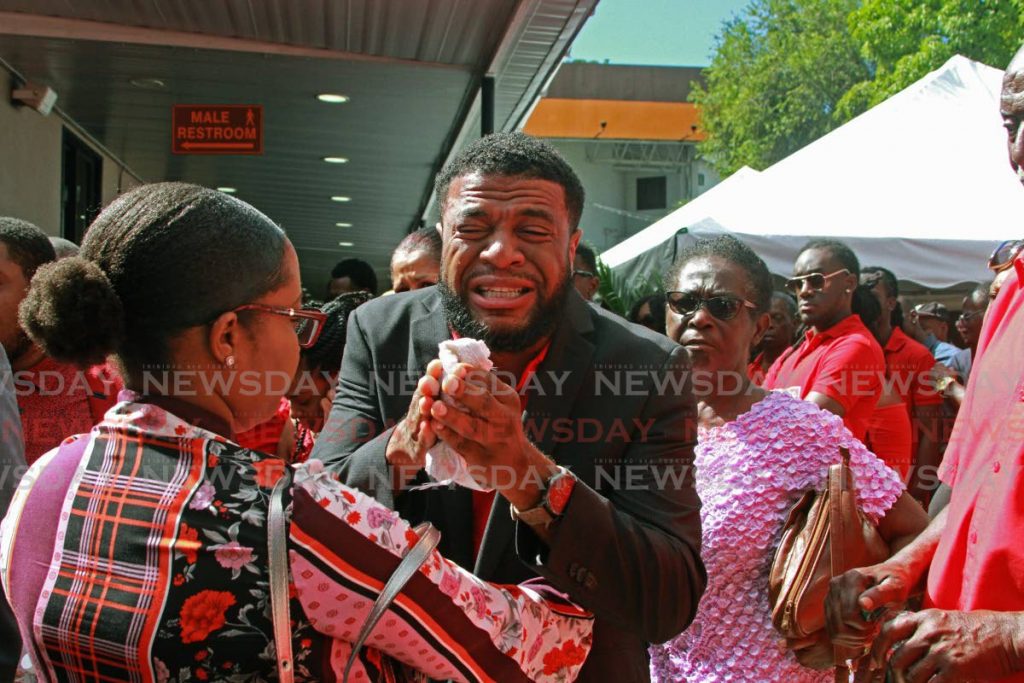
[636,176,667,211]
[61,129,102,244]
[698,173,705,186]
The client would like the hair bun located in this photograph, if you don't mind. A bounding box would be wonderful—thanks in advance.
[19,257,125,367]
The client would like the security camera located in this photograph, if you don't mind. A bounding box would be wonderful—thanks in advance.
[12,82,58,116]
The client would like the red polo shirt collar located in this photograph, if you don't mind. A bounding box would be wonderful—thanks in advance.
[884,326,910,354]
[803,314,863,349]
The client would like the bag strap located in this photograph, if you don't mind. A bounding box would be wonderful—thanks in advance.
[268,475,294,683]
[342,522,442,683]
[829,447,851,576]
[829,447,853,683]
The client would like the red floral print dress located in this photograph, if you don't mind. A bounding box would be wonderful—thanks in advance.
[0,394,594,682]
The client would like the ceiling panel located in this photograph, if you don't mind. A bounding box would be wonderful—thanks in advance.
[0,0,599,291]
[0,0,519,65]
[0,33,469,288]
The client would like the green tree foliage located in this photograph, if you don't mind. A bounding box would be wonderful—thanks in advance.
[595,259,661,318]
[694,0,1024,176]
[837,0,1024,117]
[692,0,869,176]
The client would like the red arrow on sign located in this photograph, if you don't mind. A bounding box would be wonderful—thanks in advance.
[180,142,257,150]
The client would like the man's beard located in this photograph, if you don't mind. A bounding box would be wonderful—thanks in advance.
[439,275,571,352]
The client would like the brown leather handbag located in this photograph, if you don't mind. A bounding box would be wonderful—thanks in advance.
[768,447,890,680]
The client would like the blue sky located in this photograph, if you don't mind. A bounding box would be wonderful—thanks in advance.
[568,0,752,67]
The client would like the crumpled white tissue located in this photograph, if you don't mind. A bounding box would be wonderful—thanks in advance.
[420,338,494,491]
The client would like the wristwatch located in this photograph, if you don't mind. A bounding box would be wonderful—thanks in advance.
[510,466,576,528]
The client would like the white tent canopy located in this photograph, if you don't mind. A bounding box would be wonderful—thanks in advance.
[601,55,1023,289]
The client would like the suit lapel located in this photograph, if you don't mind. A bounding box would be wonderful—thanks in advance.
[522,295,595,461]
[474,294,596,579]
[409,290,448,374]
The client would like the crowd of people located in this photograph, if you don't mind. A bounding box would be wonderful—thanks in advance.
[0,40,1021,683]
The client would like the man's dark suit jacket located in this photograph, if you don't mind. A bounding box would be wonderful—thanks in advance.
[312,287,705,682]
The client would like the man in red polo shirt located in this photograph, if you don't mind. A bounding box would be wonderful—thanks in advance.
[763,239,885,441]
[826,45,1024,682]
[861,266,942,502]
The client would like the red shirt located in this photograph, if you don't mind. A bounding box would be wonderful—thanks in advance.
[15,357,121,464]
[763,314,885,441]
[747,352,766,386]
[883,327,941,411]
[235,397,319,463]
[236,396,291,454]
[470,342,551,560]
[927,257,1024,646]
[881,327,941,455]
[865,402,912,481]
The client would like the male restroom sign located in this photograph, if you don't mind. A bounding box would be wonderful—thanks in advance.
[172,105,263,154]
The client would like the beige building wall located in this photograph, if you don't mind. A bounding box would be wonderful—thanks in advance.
[0,69,141,236]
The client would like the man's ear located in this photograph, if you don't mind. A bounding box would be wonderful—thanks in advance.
[751,311,771,347]
[844,271,858,292]
[568,229,582,265]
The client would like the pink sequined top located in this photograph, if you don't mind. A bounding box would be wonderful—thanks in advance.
[649,391,904,683]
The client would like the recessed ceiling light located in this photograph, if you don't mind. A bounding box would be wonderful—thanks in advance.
[338,241,354,247]
[217,187,237,193]
[317,93,349,104]
[331,195,351,202]
[335,222,352,227]
[130,78,166,90]
[323,156,349,164]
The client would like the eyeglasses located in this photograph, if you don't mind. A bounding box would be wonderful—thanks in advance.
[665,291,757,321]
[572,269,596,279]
[957,310,984,323]
[232,304,328,348]
[988,239,1024,273]
[784,268,851,294]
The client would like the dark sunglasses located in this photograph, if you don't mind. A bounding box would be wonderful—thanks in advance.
[232,304,328,348]
[988,239,1024,273]
[665,291,757,321]
[784,268,851,294]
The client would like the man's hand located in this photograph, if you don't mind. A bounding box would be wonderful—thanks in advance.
[428,363,557,510]
[903,312,929,345]
[385,360,443,487]
[787,635,835,670]
[856,610,1024,683]
[827,561,916,649]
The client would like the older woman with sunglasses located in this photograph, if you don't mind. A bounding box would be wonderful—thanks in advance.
[0,183,594,682]
[762,239,886,443]
[649,235,927,683]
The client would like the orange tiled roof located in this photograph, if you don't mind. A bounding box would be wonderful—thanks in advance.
[523,98,704,141]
